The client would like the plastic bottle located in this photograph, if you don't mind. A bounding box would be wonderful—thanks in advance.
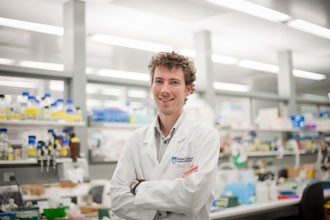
[9,95,22,120]
[7,145,14,161]
[74,107,83,122]
[66,109,74,122]
[0,94,10,120]
[269,181,278,201]
[0,128,9,160]
[21,139,29,160]
[256,181,269,203]
[43,93,52,107]
[60,139,70,158]
[50,102,58,121]
[8,198,18,212]
[27,138,37,159]
[25,96,39,120]
[20,92,29,120]
[56,99,66,122]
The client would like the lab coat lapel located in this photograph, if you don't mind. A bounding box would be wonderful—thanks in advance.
[143,119,159,166]
[155,116,190,179]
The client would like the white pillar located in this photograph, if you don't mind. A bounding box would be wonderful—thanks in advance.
[63,0,87,157]
[278,50,296,115]
[194,30,215,109]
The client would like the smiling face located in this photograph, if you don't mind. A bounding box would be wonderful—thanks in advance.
[152,66,193,118]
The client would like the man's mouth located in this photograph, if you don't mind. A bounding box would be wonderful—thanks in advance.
[159,97,174,103]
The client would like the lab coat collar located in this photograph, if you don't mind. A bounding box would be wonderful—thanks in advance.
[143,111,191,170]
[144,111,189,145]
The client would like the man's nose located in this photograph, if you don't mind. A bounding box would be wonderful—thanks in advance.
[160,82,170,93]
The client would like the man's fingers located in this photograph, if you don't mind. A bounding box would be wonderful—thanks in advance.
[182,164,198,178]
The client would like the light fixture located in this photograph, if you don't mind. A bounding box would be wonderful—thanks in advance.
[90,34,173,52]
[213,81,250,92]
[0,80,37,89]
[177,49,196,57]
[212,54,238,65]
[49,80,64,91]
[19,61,64,71]
[102,88,121,96]
[0,58,14,65]
[301,94,329,102]
[292,69,326,81]
[0,17,63,36]
[177,49,237,65]
[128,90,147,98]
[238,60,279,73]
[96,69,150,82]
[86,84,100,94]
[87,99,103,107]
[287,19,330,40]
[205,0,291,23]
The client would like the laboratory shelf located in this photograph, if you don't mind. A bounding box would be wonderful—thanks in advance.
[88,122,144,130]
[0,120,85,127]
[217,126,329,133]
[219,149,314,158]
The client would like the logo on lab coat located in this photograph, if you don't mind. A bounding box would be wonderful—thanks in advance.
[171,156,193,164]
[171,156,177,164]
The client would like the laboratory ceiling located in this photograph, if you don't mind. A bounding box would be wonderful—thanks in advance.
[0,0,329,97]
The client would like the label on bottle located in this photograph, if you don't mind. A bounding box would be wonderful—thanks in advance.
[74,114,82,121]
[10,113,21,120]
[25,108,39,115]
[28,148,37,157]
[60,147,68,157]
[66,115,74,122]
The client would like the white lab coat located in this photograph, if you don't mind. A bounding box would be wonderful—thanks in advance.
[110,113,220,220]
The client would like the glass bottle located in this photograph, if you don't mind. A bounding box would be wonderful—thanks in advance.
[60,139,70,158]
[27,138,37,159]
[69,132,80,159]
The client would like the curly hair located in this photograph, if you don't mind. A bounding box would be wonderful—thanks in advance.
[148,51,196,94]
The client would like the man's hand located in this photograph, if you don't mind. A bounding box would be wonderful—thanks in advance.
[182,164,198,178]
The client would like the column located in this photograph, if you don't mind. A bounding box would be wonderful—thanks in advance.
[194,30,215,109]
[277,50,296,115]
[63,0,87,156]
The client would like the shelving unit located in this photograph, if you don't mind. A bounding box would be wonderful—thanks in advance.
[219,149,313,158]
[0,120,85,127]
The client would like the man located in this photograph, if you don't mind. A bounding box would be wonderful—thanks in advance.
[110,51,220,220]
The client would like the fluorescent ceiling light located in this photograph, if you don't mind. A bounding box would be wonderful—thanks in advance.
[0,17,63,36]
[287,19,330,40]
[97,69,150,82]
[49,80,64,91]
[212,54,238,65]
[19,61,63,71]
[300,94,329,102]
[213,81,250,92]
[205,0,291,23]
[293,69,326,81]
[102,88,121,96]
[104,101,122,108]
[87,99,103,107]
[128,90,147,98]
[177,49,195,57]
[86,84,100,94]
[91,34,173,52]
[0,80,37,89]
[238,60,279,73]
[86,67,95,74]
[0,58,14,65]
[177,49,237,64]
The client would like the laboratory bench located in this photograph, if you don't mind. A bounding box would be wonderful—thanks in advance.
[210,198,300,220]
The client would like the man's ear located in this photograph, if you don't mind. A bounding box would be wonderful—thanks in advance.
[186,83,193,95]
